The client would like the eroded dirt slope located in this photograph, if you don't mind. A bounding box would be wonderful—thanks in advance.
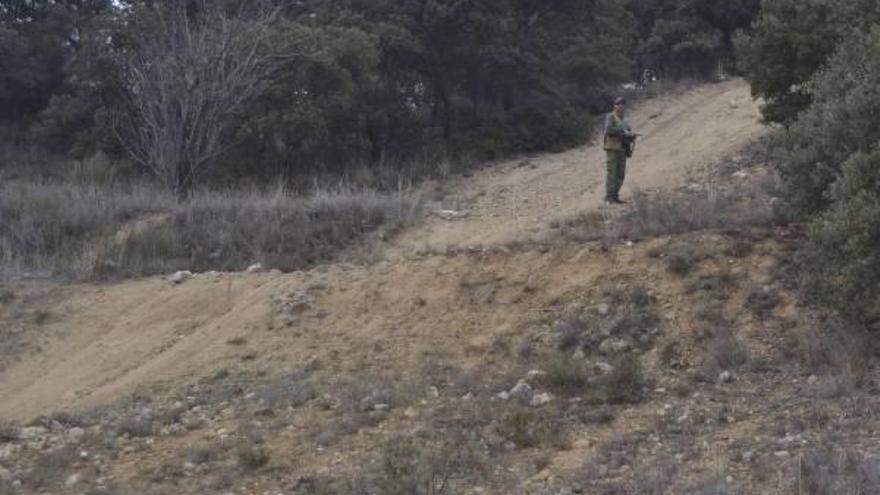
[0,80,765,422]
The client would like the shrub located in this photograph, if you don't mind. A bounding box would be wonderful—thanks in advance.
[796,448,880,494]
[371,436,484,495]
[541,354,589,393]
[744,286,782,320]
[661,243,701,276]
[237,444,271,470]
[115,416,153,438]
[800,150,880,328]
[773,28,880,215]
[599,355,644,404]
[0,421,20,442]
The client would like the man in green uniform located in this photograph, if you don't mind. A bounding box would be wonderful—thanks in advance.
[603,97,637,204]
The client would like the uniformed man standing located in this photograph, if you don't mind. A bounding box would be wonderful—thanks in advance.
[603,97,637,204]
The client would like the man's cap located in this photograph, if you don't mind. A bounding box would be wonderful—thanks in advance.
[614,97,627,105]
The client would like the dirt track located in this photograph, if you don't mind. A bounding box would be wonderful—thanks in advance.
[0,80,766,421]
[394,79,765,251]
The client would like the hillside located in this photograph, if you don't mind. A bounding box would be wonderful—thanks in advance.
[2,80,877,495]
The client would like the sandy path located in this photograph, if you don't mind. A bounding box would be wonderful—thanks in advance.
[394,79,765,251]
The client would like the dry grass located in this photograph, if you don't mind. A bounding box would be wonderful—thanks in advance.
[0,180,421,280]
[558,181,781,244]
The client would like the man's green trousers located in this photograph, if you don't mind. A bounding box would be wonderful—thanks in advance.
[605,149,627,200]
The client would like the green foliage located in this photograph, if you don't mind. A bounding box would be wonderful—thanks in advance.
[801,150,880,328]
[629,0,760,79]
[737,0,880,124]
[775,28,880,214]
[0,1,113,122]
[768,26,880,328]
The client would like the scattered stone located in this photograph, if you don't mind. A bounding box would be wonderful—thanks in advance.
[373,404,390,412]
[572,348,586,360]
[596,303,610,316]
[497,391,511,401]
[65,473,83,487]
[774,450,790,458]
[428,386,440,398]
[599,338,631,355]
[508,380,533,401]
[403,407,418,420]
[19,426,47,440]
[68,427,86,443]
[593,361,615,375]
[530,393,553,407]
[435,210,468,221]
[461,393,474,401]
[0,445,15,462]
[526,369,546,380]
[807,375,819,385]
[169,271,193,284]
[719,371,734,383]
[246,263,264,274]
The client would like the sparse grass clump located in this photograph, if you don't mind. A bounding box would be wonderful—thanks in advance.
[369,436,485,495]
[796,448,880,494]
[115,416,153,438]
[237,444,271,470]
[744,286,782,319]
[659,242,702,275]
[496,408,568,449]
[541,354,588,393]
[598,355,645,404]
[697,328,750,382]
[0,421,20,442]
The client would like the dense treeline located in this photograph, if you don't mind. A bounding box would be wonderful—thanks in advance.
[1,0,760,191]
[737,1,880,328]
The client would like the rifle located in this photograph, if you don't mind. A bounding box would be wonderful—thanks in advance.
[623,133,642,157]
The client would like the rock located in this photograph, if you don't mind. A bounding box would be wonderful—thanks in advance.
[599,338,631,355]
[68,427,86,443]
[593,361,615,375]
[0,466,11,482]
[719,371,734,383]
[596,303,610,316]
[0,444,15,462]
[508,380,533,402]
[373,404,390,412]
[169,271,193,284]
[461,393,474,401]
[19,426,47,440]
[497,391,511,401]
[435,210,468,221]
[427,386,440,398]
[65,473,83,487]
[572,348,586,360]
[526,369,546,380]
[403,407,418,420]
[807,375,819,385]
[774,450,790,458]
[530,393,553,407]
[246,263,264,273]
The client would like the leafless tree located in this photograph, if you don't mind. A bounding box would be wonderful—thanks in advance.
[113,1,283,200]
